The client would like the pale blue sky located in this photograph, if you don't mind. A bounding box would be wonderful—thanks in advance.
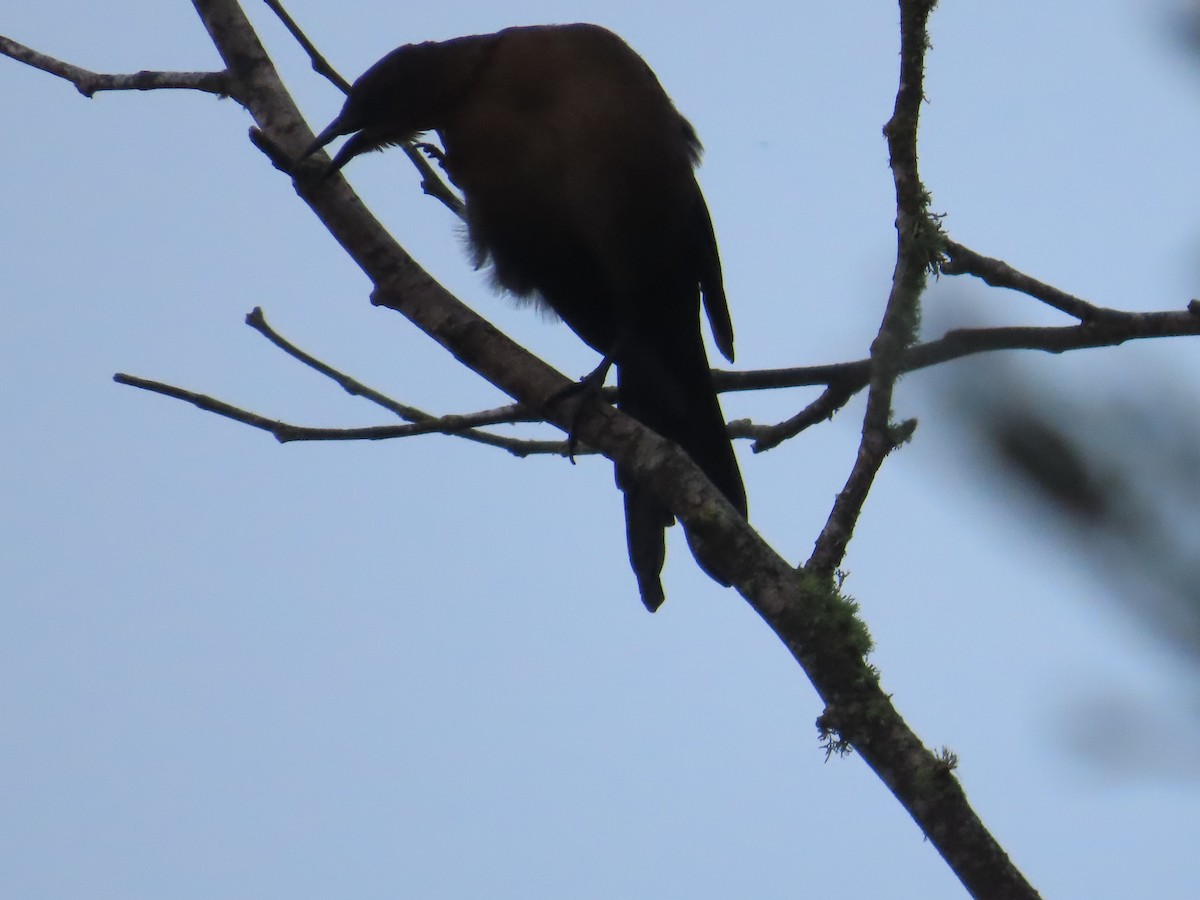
[4,2,1200,897]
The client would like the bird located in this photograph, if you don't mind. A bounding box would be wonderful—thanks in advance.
[303,23,746,610]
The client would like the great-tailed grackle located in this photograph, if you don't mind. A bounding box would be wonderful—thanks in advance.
[303,23,746,610]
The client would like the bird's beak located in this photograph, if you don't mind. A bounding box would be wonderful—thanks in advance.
[300,115,368,179]
[302,118,350,161]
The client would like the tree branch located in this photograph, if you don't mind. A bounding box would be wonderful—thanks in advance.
[806,0,940,581]
[112,371,569,451]
[261,0,349,92]
[747,383,859,451]
[942,240,1113,321]
[243,306,563,454]
[802,1,1042,895]
[0,34,231,97]
[117,293,1200,470]
[114,303,584,456]
[726,298,1200,449]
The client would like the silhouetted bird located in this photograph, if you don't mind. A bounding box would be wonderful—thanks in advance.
[304,23,746,610]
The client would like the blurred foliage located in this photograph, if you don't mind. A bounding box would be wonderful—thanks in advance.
[942,352,1200,663]
[929,315,1200,774]
[1169,1,1200,58]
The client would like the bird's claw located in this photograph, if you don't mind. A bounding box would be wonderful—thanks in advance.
[547,356,615,463]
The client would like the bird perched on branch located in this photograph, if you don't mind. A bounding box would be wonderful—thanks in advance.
[303,23,746,610]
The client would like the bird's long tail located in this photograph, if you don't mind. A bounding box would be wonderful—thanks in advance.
[615,323,746,611]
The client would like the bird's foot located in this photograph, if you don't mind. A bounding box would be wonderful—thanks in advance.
[546,355,616,463]
[414,141,450,171]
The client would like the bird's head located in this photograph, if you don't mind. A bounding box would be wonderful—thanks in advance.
[301,35,492,176]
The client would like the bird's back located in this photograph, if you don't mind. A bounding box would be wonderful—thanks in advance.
[439,25,714,352]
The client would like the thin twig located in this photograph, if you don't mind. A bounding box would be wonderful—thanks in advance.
[243,306,570,454]
[0,34,231,97]
[400,143,466,218]
[943,240,1114,321]
[716,302,1200,395]
[113,372,572,454]
[118,296,1200,463]
[119,296,1200,466]
[749,384,860,451]
[247,306,452,424]
[717,300,1200,446]
[261,0,349,92]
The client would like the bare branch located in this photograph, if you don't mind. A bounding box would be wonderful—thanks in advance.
[943,240,1113,321]
[0,34,231,97]
[114,303,593,456]
[121,280,1199,479]
[804,2,1042,895]
[151,297,1200,464]
[749,384,860,451]
[807,0,941,581]
[112,372,571,451]
[114,373,287,433]
[261,0,349,92]
[242,306,575,455]
[717,299,1200,449]
[245,305,446,424]
[715,304,1200,395]
[400,142,466,218]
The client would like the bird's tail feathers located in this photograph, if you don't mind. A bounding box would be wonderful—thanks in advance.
[615,327,745,609]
